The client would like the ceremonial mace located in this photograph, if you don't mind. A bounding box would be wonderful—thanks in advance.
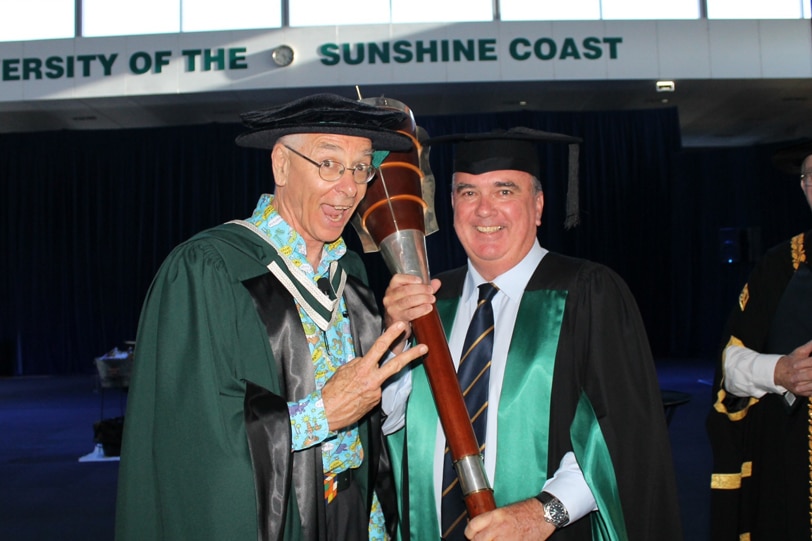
[351,95,496,517]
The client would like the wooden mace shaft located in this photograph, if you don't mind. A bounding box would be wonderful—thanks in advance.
[353,96,495,516]
[411,308,497,516]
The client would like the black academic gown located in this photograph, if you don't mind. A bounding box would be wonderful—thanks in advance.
[115,222,395,541]
[707,231,812,541]
[388,252,683,540]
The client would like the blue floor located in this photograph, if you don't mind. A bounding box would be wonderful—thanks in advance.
[0,376,121,541]
[0,357,714,541]
[657,358,715,541]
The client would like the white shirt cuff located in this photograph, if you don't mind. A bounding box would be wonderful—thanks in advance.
[723,344,784,397]
[541,451,597,523]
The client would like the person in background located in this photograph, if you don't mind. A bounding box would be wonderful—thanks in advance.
[381,128,683,540]
[115,93,428,541]
[707,152,812,541]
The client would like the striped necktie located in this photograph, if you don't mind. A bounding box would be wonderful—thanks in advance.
[441,282,498,540]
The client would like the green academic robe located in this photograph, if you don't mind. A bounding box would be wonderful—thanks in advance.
[115,222,393,541]
[388,253,682,540]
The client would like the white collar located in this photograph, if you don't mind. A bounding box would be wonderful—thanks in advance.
[463,240,548,304]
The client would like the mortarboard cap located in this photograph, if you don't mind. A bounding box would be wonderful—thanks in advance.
[425,127,583,228]
[235,93,413,153]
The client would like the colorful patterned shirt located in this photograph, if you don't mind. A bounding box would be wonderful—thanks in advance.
[245,194,385,539]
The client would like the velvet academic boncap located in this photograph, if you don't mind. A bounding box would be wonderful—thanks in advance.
[425,127,583,228]
[235,93,413,152]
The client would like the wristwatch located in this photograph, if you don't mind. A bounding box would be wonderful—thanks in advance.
[536,491,570,528]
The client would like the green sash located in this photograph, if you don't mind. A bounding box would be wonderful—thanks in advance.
[391,344,440,539]
[394,299,457,539]
[572,393,629,541]
[492,289,566,504]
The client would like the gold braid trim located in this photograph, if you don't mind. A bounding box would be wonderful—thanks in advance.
[738,283,750,311]
[791,232,806,270]
[794,232,812,538]
[710,461,752,489]
[714,336,760,420]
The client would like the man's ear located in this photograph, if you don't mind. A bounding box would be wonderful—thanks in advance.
[535,191,544,226]
[271,144,289,187]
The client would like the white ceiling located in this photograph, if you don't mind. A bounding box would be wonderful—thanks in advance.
[1,77,810,148]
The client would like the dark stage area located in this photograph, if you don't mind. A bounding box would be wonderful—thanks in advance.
[0,357,713,541]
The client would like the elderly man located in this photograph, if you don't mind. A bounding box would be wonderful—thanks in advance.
[382,128,683,540]
[708,152,812,541]
[115,93,428,541]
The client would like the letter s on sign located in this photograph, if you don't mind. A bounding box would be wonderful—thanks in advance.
[319,43,340,66]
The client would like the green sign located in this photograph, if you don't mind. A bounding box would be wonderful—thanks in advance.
[0,36,625,83]
[318,37,623,65]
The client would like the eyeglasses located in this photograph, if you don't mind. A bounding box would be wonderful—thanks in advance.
[802,172,812,187]
[283,145,377,184]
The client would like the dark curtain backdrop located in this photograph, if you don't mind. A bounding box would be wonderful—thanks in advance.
[669,145,811,356]
[1,107,808,375]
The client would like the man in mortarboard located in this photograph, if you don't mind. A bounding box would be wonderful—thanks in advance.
[707,149,812,541]
[381,128,683,540]
[115,93,428,541]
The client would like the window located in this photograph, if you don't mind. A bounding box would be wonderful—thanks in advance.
[391,0,492,23]
[289,0,491,26]
[707,0,810,19]
[82,0,180,37]
[601,0,700,20]
[0,0,74,42]
[501,0,602,21]
[289,0,389,26]
[182,0,282,32]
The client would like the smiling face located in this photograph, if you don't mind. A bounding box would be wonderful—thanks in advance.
[451,169,544,281]
[271,132,373,268]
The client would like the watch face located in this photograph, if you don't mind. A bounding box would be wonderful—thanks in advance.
[272,45,294,67]
[543,497,570,528]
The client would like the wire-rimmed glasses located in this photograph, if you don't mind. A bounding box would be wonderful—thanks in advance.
[284,145,377,184]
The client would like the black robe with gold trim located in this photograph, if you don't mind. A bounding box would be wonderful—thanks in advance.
[707,230,812,541]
